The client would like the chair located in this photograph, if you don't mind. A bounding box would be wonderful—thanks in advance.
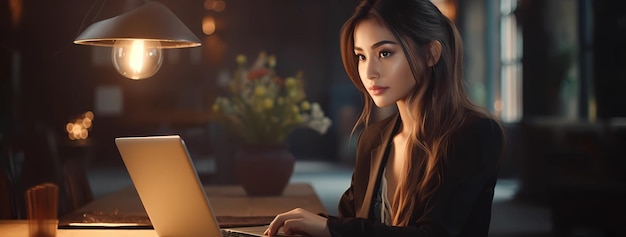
[62,159,93,212]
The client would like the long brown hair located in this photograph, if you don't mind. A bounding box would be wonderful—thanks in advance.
[340,0,493,226]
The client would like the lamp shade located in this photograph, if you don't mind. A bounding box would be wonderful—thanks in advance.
[74,1,201,48]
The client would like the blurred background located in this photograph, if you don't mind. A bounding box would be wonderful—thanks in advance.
[1,0,625,236]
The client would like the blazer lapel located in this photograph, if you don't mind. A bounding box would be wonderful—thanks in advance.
[357,114,400,218]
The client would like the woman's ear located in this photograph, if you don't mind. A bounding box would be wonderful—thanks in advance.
[427,40,442,67]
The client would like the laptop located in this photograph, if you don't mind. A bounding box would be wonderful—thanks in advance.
[114,135,294,237]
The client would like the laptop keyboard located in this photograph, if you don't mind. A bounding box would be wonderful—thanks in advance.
[221,229,261,237]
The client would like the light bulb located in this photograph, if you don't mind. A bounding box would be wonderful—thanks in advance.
[112,40,163,80]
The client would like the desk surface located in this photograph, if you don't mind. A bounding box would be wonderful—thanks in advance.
[0,220,282,237]
[60,182,327,228]
[74,182,327,216]
[0,220,160,237]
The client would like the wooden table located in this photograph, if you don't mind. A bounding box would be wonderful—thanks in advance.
[60,182,326,227]
[1,220,287,237]
[0,220,160,237]
[73,182,326,216]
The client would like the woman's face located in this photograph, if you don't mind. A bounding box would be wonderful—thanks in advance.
[353,18,416,108]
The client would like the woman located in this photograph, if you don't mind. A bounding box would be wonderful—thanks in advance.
[265,0,504,236]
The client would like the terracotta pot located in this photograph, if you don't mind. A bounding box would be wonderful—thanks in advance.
[232,144,295,196]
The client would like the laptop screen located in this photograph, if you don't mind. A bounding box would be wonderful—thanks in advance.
[115,135,224,237]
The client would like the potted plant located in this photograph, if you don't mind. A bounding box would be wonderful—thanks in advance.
[212,52,331,196]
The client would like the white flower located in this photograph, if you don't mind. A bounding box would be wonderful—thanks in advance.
[303,103,332,134]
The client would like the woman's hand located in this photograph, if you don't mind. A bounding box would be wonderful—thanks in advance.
[264,208,331,237]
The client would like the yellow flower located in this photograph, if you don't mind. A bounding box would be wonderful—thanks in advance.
[268,55,277,68]
[254,85,267,97]
[294,114,303,123]
[285,77,297,88]
[263,98,274,109]
[292,105,300,114]
[301,101,311,111]
[288,89,299,99]
[236,54,247,65]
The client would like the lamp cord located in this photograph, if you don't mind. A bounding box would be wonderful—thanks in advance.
[74,0,108,40]
[44,0,106,61]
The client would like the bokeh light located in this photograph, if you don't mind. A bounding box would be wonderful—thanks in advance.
[66,111,94,140]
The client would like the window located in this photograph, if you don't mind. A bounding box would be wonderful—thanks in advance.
[498,0,523,122]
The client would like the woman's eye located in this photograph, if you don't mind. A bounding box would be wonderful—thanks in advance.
[380,51,392,58]
[356,54,365,61]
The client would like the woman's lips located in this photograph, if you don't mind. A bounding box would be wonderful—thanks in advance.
[368,86,388,96]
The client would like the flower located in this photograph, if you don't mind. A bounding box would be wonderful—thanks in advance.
[212,52,332,145]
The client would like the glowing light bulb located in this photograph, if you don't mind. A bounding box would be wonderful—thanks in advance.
[112,40,163,80]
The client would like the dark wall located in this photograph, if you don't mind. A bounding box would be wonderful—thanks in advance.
[1,0,363,170]
[593,0,626,119]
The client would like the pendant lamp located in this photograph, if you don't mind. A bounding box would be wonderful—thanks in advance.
[74,1,201,80]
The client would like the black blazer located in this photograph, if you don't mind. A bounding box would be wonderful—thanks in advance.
[327,113,504,237]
